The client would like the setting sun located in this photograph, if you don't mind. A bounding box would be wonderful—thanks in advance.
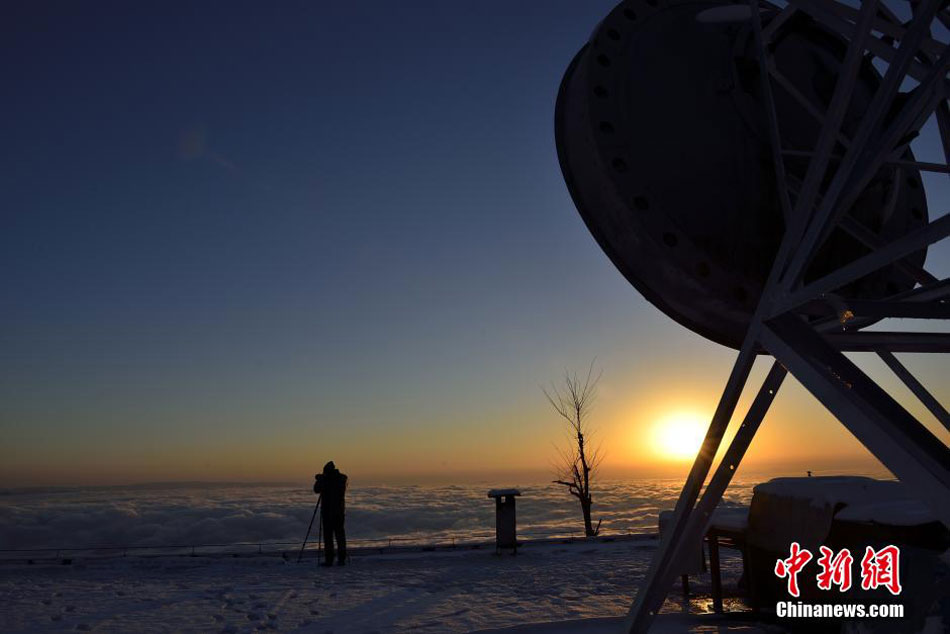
[651,412,708,461]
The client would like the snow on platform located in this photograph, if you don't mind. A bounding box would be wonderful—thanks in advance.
[0,536,749,633]
[753,476,936,524]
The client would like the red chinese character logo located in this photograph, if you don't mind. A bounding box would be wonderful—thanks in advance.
[816,546,853,592]
[774,541,813,597]
[860,545,902,595]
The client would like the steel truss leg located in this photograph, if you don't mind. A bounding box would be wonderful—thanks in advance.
[762,315,950,528]
[622,345,754,631]
[624,362,787,632]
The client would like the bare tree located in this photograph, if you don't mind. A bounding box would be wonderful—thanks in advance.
[543,360,604,537]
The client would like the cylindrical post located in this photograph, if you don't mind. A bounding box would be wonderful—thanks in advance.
[709,533,723,614]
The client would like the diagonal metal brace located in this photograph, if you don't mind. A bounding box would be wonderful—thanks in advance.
[877,350,950,433]
[624,362,787,633]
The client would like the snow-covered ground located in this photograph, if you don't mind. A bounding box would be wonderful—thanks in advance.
[0,537,755,633]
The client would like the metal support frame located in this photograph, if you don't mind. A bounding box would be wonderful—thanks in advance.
[825,331,950,352]
[777,211,950,312]
[877,350,950,432]
[625,2,950,631]
[799,298,950,320]
[761,316,950,525]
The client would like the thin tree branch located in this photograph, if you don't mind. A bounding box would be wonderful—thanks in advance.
[544,359,606,537]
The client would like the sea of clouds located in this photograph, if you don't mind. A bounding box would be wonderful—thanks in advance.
[0,479,757,551]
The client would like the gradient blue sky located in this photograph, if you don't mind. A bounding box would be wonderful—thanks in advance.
[2,1,948,486]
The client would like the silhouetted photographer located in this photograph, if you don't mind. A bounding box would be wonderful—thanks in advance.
[313,461,348,566]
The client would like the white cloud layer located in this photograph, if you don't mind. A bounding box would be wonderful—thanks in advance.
[0,480,754,551]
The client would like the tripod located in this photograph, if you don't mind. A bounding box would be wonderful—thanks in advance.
[297,494,321,563]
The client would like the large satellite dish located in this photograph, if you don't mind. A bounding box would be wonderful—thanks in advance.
[556,0,928,349]
[555,0,950,631]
